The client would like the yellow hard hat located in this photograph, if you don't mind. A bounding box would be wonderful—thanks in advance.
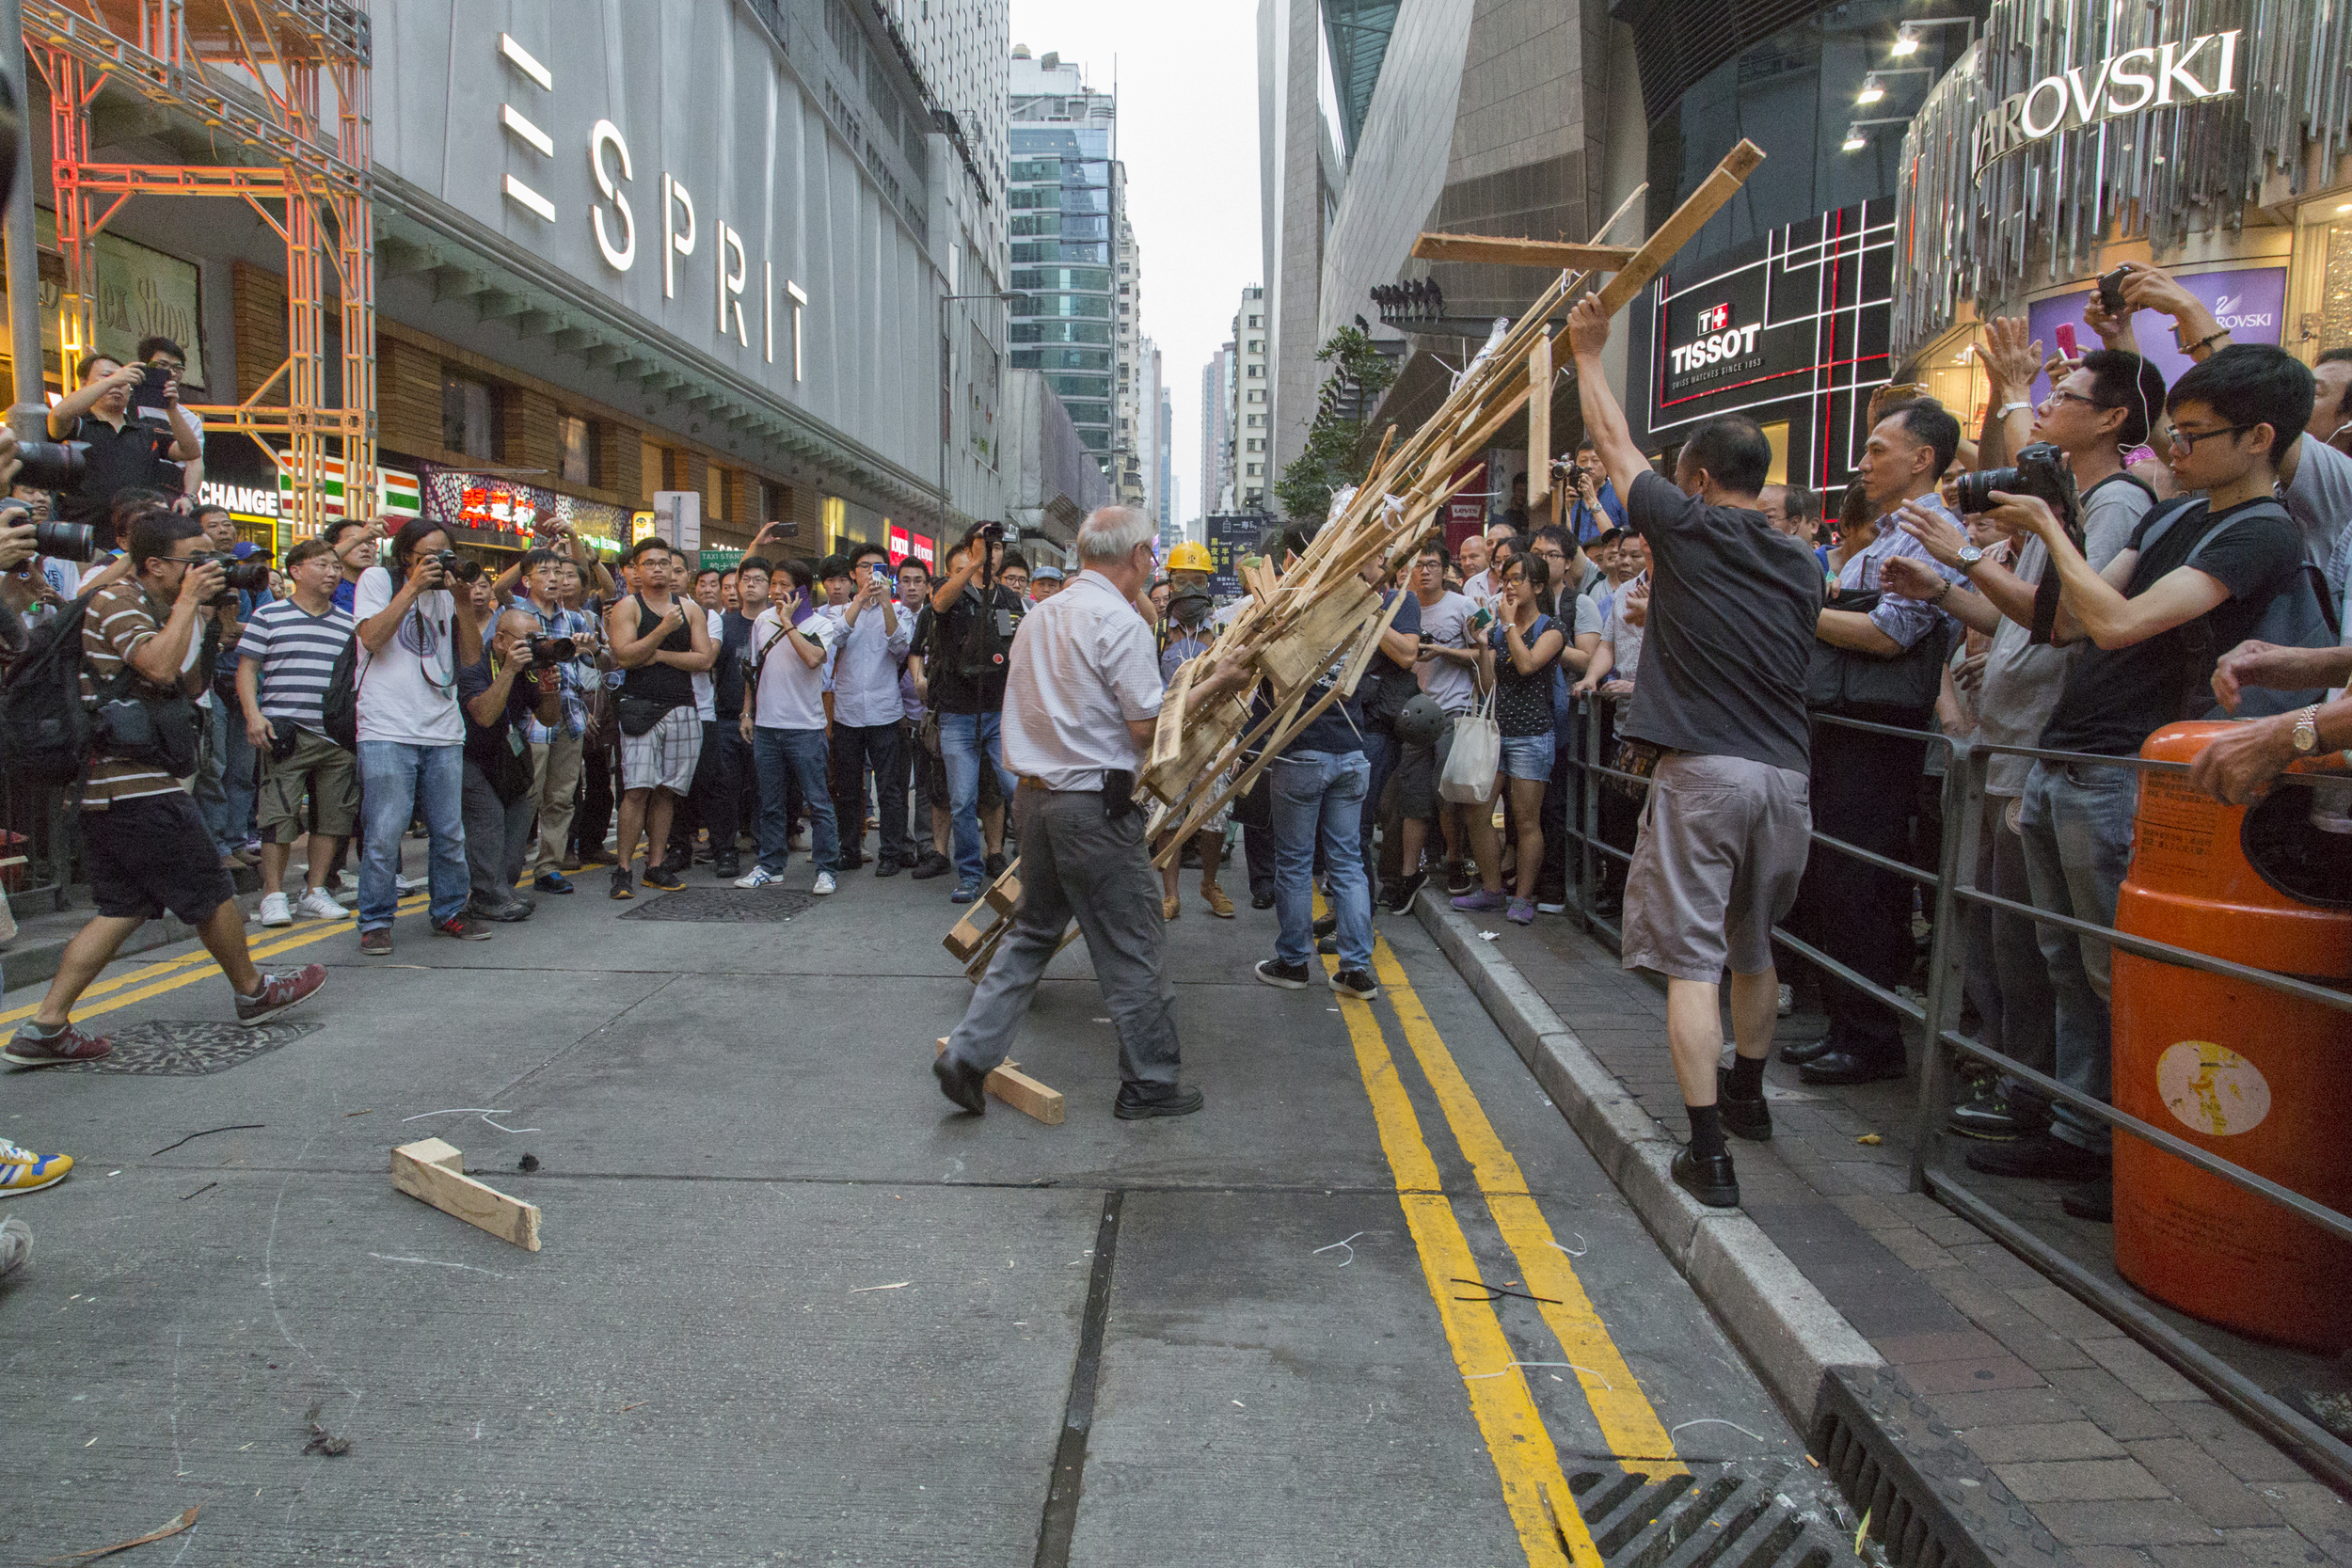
[1166,540,1214,574]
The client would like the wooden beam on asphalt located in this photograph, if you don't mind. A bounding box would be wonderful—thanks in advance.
[391,1138,542,1251]
[1410,232,1638,271]
[1595,139,1765,315]
[937,1039,1067,1125]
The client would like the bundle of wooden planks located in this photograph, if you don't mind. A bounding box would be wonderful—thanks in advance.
[941,139,1764,974]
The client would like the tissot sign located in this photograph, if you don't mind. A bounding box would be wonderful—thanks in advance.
[1973,30,2244,173]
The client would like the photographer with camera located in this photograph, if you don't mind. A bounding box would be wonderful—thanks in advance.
[826,541,912,876]
[5,512,326,1067]
[192,501,272,864]
[1886,347,2315,1215]
[604,538,714,897]
[1565,439,1628,545]
[45,353,200,546]
[130,337,205,503]
[235,536,358,927]
[352,518,485,953]
[458,608,566,922]
[1883,340,2162,1141]
[934,507,1251,1122]
[506,547,601,894]
[917,522,1028,903]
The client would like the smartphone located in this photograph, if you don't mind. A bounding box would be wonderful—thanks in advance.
[134,362,171,415]
[2054,322,2079,358]
[2096,265,2131,315]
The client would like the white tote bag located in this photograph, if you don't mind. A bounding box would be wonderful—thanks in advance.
[1438,687,1501,804]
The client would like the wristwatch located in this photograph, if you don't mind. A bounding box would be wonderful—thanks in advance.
[2290,704,2323,755]
[1955,544,1986,572]
[1994,401,2031,420]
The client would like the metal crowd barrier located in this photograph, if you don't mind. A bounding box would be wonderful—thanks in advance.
[1547,698,2352,1488]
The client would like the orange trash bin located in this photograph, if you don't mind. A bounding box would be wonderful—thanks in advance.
[2109,721,2352,1352]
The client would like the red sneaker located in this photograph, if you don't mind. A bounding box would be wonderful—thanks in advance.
[3,1022,112,1067]
[235,963,328,1025]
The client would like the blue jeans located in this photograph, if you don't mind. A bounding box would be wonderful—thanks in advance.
[1271,748,1373,971]
[358,740,468,928]
[197,696,259,855]
[2018,759,2139,1154]
[939,708,1016,883]
[753,726,837,874]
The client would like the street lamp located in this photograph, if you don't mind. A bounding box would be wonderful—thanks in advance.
[1842,118,1911,151]
[1890,16,1975,57]
[937,288,1018,537]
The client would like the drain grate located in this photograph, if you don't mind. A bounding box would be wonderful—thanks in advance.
[54,1020,321,1076]
[618,887,816,923]
[1808,1366,2057,1567]
[1562,1461,1856,1567]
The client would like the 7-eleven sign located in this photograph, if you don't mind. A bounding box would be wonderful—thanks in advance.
[277,456,421,533]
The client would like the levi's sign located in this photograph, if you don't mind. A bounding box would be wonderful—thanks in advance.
[1973,30,2243,173]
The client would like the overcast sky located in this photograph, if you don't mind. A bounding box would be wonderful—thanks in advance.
[1009,0,1261,526]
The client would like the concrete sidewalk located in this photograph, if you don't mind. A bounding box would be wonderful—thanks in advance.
[1420,894,2352,1566]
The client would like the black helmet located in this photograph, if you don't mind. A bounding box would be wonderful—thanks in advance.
[1394,692,1447,747]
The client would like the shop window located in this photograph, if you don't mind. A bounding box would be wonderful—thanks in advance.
[560,415,597,488]
[442,372,500,460]
[822,494,846,554]
[1759,420,1789,486]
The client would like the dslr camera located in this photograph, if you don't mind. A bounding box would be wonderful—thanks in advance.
[12,439,87,491]
[189,549,272,595]
[1951,440,2078,526]
[0,499,96,562]
[526,633,578,670]
[433,548,485,584]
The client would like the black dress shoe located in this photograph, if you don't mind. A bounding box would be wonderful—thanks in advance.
[838,849,866,872]
[711,851,742,880]
[1799,1048,1908,1086]
[932,1053,988,1115]
[1673,1146,1740,1208]
[2060,1178,2113,1222]
[1965,1132,2111,1182]
[1311,913,1338,939]
[1779,1035,1836,1066]
[1717,1066,1772,1141]
[1250,890,1276,911]
[1114,1083,1205,1119]
[984,851,1009,879]
[874,857,901,878]
[910,851,953,880]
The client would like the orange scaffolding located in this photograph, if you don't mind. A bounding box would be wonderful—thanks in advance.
[25,0,372,543]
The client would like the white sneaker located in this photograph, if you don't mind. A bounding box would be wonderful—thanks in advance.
[295,888,351,921]
[257,892,293,927]
[1777,983,1794,1018]
[394,874,422,895]
[812,872,836,895]
[734,865,777,889]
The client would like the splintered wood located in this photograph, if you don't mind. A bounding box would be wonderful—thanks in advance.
[1136,139,1763,861]
[942,858,1079,982]
[391,1138,541,1251]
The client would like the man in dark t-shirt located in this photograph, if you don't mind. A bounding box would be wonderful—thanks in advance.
[1570,294,1824,1211]
[913,526,1028,899]
[1895,344,2313,1212]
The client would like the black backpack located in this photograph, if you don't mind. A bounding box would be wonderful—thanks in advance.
[0,597,96,786]
[2136,497,2342,721]
[321,635,358,751]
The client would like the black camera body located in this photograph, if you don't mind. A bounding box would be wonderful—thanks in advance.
[434,548,485,584]
[2096,264,2132,316]
[190,549,272,595]
[527,633,577,669]
[1951,440,2077,523]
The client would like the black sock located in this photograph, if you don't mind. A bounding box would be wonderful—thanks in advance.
[1687,1103,1726,1159]
[1727,1052,1766,1099]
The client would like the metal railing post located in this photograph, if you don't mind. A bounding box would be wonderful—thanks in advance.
[1578,697,1600,936]
[1908,735,1980,1194]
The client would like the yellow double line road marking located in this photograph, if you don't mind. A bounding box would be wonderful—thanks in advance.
[1323,921,1681,1568]
[0,893,431,1027]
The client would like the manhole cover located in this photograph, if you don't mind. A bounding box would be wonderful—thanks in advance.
[53,1020,322,1076]
[619,887,817,923]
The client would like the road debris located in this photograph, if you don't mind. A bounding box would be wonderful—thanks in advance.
[1856,1133,1883,1146]
[148,1124,264,1157]
[178,1182,217,1202]
[390,1138,541,1251]
[1452,1276,1563,1306]
[1311,1231,1367,1266]
[1548,1234,1588,1258]
[516,1153,540,1172]
[850,1281,912,1293]
[303,1402,351,1456]
[46,1503,200,1563]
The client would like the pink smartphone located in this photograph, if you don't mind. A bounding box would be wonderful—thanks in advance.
[2054,322,2079,358]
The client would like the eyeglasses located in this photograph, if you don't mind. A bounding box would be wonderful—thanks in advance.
[2042,389,2103,411]
[2165,421,2258,452]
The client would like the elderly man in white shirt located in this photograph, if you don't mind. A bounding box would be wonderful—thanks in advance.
[934,506,1248,1121]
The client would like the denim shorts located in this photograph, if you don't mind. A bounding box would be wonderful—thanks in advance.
[1500,733,1553,782]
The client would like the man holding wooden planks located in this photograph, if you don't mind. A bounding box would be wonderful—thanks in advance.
[933,507,1252,1121]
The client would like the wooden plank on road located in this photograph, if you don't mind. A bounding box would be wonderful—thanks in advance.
[391,1138,542,1251]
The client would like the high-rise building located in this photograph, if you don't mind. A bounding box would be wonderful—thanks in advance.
[1200,344,1233,512]
[1158,384,1175,532]
[1137,335,1166,527]
[1232,285,1268,512]
[1009,46,1136,497]
[1111,210,1146,508]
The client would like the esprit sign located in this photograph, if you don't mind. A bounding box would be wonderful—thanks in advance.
[1973,30,2244,173]
[1668,304,1760,377]
[494,33,814,381]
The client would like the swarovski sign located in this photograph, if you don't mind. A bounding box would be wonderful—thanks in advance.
[1973,30,2243,172]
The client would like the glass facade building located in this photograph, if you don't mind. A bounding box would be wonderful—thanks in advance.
[1008,125,1118,456]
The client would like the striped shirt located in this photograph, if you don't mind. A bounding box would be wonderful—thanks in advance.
[79,582,186,806]
[237,597,355,733]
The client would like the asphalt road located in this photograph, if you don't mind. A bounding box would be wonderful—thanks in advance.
[3,851,1856,1567]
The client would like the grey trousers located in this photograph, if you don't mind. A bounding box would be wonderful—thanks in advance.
[944,785,1180,1092]
[461,758,535,912]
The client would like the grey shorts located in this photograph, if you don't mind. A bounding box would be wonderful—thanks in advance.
[621,705,702,794]
[257,727,359,842]
[1391,719,1456,818]
[1619,752,1810,982]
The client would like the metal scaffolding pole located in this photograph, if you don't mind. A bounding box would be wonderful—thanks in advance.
[0,0,42,430]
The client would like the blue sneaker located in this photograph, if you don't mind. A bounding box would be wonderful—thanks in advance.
[949,879,982,904]
[534,871,574,895]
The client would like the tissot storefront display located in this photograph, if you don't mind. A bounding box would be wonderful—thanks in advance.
[1627,200,1895,493]
[1891,0,2352,394]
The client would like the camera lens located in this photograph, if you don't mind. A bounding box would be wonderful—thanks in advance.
[1953,467,2021,515]
[224,560,271,592]
[31,519,94,562]
[15,440,87,491]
